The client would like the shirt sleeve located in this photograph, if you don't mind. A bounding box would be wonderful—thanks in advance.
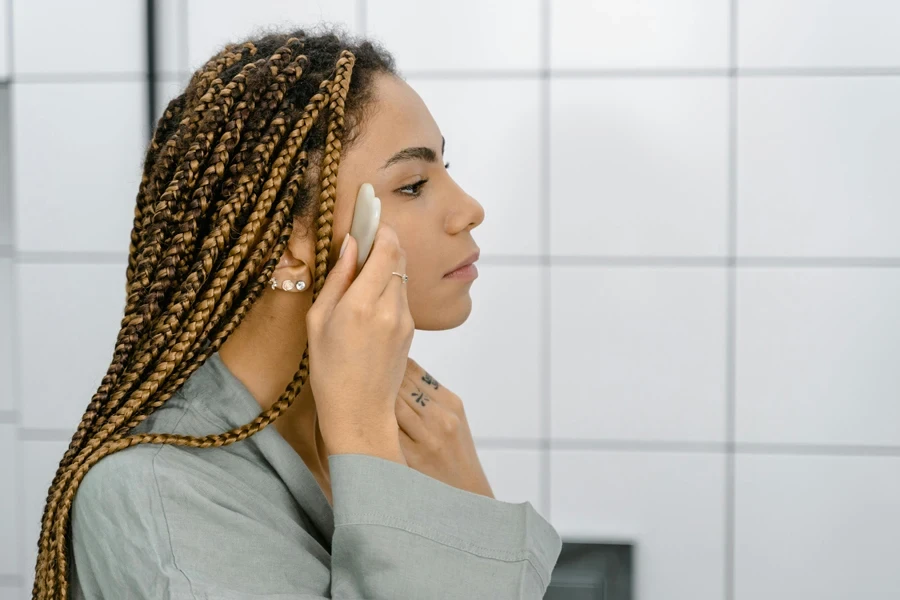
[327,453,563,599]
[71,445,334,599]
[70,446,562,599]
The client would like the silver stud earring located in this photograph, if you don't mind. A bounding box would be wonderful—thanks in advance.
[269,277,306,292]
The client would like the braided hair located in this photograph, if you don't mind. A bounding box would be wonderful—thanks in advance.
[30,26,398,599]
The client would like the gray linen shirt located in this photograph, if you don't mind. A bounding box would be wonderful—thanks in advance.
[69,351,563,599]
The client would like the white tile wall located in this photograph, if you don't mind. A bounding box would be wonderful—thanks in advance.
[736,268,900,446]
[1,2,899,598]
[552,266,727,442]
[550,78,729,256]
[12,82,146,253]
[12,0,144,75]
[738,77,900,257]
[552,450,726,600]
[18,263,126,431]
[186,0,359,73]
[739,0,900,69]
[155,0,187,75]
[0,0,9,79]
[409,78,542,256]
[409,265,543,440]
[551,0,730,69]
[0,85,10,246]
[0,259,12,413]
[735,454,900,600]
[367,0,540,72]
[476,448,546,517]
[0,425,16,576]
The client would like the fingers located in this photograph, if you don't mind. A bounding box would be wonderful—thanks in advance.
[307,233,358,319]
[400,369,432,415]
[384,245,408,308]
[395,391,427,443]
[344,222,404,305]
[406,357,440,391]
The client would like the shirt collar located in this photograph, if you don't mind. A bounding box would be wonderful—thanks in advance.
[185,351,336,548]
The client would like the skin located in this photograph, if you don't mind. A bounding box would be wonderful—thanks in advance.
[218,73,486,504]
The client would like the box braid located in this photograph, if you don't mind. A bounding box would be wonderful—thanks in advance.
[30,28,397,599]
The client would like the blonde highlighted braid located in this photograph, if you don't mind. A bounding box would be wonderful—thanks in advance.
[30,28,397,599]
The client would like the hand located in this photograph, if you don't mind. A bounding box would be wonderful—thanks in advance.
[306,224,414,463]
[395,357,495,499]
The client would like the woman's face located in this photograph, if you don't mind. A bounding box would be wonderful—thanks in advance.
[324,73,485,331]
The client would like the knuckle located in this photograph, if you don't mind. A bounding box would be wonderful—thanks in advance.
[348,299,373,320]
[376,306,399,328]
[440,414,460,435]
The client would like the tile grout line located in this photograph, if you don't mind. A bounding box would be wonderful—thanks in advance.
[146,0,157,139]
[539,0,552,523]
[725,1,739,599]
[7,0,29,590]
[13,251,900,267]
[7,67,900,84]
[15,426,900,455]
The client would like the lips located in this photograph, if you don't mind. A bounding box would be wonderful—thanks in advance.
[445,249,480,276]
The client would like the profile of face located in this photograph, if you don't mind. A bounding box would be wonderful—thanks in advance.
[283,73,486,331]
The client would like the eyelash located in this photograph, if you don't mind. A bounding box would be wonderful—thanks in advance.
[398,162,451,197]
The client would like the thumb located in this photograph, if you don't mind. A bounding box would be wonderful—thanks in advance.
[312,233,358,315]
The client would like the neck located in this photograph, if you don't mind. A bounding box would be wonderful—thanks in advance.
[217,289,331,486]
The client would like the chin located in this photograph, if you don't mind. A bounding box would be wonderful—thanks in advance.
[413,293,473,331]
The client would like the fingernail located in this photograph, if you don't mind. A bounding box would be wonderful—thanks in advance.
[339,233,350,258]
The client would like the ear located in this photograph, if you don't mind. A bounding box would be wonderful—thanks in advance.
[270,220,315,292]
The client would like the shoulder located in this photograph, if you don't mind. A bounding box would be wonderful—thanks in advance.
[72,443,193,546]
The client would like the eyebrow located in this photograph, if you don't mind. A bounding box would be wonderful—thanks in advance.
[379,136,445,171]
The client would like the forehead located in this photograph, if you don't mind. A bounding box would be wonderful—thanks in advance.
[353,75,440,154]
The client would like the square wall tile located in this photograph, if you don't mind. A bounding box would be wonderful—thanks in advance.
[21,440,70,590]
[550,78,728,257]
[551,0,729,69]
[735,454,900,600]
[736,268,900,446]
[0,426,16,575]
[19,263,127,431]
[475,448,545,518]
[409,265,542,440]
[739,0,900,68]
[408,78,541,256]
[0,259,12,413]
[187,0,359,72]
[0,84,11,246]
[368,0,540,72]
[737,77,900,257]
[551,267,727,442]
[13,82,146,253]
[12,0,144,75]
[552,450,726,600]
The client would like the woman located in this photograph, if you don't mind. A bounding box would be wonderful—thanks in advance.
[31,27,562,599]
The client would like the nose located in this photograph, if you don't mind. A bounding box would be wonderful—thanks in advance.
[444,185,485,234]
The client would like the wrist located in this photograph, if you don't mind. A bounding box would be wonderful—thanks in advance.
[323,420,407,466]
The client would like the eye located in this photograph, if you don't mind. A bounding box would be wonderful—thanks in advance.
[397,163,450,198]
[398,179,428,197]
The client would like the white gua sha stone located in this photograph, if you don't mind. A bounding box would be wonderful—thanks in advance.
[350,182,382,272]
